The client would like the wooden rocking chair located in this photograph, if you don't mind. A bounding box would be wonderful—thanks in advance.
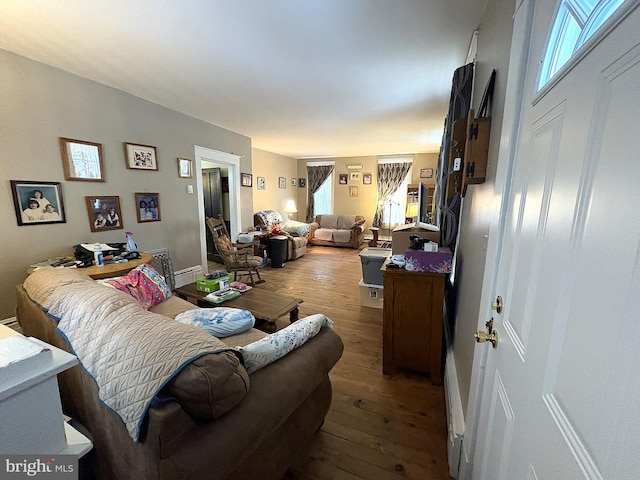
[205,216,264,286]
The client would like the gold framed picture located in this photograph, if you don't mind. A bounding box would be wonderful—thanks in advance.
[59,137,104,182]
[85,196,123,232]
[178,158,193,178]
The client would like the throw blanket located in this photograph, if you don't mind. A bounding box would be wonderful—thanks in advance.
[23,268,237,441]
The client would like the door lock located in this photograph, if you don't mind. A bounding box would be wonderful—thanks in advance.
[474,317,499,348]
[491,296,503,314]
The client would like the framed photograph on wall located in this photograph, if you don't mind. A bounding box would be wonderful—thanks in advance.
[59,137,104,182]
[339,173,348,185]
[178,158,193,178]
[349,172,361,183]
[299,178,306,188]
[124,142,158,171]
[350,186,358,197]
[85,196,123,232]
[363,173,372,185]
[11,180,66,226]
[291,178,297,187]
[279,177,286,189]
[135,193,161,223]
[257,176,266,190]
[420,167,434,179]
[241,173,252,187]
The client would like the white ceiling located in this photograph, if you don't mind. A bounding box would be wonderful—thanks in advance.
[0,0,488,159]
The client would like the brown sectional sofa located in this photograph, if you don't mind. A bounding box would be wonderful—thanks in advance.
[16,268,343,480]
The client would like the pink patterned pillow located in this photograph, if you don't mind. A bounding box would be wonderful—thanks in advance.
[105,264,172,309]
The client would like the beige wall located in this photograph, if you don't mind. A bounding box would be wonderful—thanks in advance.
[452,0,514,417]
[251,149,299,222]
[0,49,252,319]
[296,153,439,226]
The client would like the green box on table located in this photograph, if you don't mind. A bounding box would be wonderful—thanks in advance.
[196,274,233,293]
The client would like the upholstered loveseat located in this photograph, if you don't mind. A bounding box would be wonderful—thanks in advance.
[308,214,366,248]
[253,210,310,260]
[16,267,343,480]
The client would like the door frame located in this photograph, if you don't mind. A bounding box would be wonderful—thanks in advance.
[458,0,534,477]
[194,145,242,271]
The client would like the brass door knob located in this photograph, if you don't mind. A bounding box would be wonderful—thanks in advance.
[474,329,498,349]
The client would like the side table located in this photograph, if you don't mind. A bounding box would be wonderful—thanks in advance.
[368,227,380,247]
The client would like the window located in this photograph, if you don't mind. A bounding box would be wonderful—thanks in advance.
[313,172,333,215]
[538,0,626,90]
[381,171,411,230]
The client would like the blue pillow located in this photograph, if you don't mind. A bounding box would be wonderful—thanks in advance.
[175,307,255,338]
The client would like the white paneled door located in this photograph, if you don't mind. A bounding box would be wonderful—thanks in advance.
[471,1,640,479]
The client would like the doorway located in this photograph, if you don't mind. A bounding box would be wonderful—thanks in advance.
[194,146,242,271]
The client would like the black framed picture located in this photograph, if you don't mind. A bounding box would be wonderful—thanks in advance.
[299,178,306,188]
[241,173,252,187]
[11,180,66,226]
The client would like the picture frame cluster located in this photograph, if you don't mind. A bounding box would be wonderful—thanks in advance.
[11,137,177,230]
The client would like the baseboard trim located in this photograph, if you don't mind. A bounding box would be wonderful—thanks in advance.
[444,316,464,479]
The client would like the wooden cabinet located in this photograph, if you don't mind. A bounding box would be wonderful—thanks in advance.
[382,261,445,384]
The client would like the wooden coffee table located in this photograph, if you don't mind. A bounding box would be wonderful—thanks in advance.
[174,282,303,333]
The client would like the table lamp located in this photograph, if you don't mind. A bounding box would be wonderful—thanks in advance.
[405,202,419,223]
[283,200,297,220]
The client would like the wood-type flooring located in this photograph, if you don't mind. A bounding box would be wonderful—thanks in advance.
[209,244,452,480]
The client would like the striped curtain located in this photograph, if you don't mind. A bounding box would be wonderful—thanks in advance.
[305,164,334,222]
[373,161,413,227]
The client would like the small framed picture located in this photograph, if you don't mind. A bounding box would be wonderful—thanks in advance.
[339,173,348,185]
[241,173,253,187]
[124,142,158,171]
[299,178,306,188]
[279,177,286,189]
[257,176,266,190]
[349,172,361,183]
[363,173,372,185]
[135,193,161,223]
[420,167,434,179]
[291,178,297,187]
[59,137,104,182]
[178,158,193,178]
[85,196,123,232]
[350,186,358,197]
[11,180,66,226]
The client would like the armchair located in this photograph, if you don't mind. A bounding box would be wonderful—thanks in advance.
[253,210,310,260]
[206,216,264,285]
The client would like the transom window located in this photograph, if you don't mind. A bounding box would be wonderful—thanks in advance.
[538,0,625,90]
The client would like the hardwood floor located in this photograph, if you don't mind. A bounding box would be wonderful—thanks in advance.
[209,245,451,480]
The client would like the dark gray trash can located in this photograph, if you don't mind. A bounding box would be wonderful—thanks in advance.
[269,235,287,268]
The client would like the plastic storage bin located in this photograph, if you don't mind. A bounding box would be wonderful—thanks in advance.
[359,279,384,309]
[359,247,391,286]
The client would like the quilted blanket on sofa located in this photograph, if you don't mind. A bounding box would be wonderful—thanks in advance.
[23,268,237,441]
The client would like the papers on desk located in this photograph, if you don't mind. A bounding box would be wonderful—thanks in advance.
[80,243,118,252]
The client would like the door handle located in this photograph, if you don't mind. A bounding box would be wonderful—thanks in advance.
[474,318,498,348]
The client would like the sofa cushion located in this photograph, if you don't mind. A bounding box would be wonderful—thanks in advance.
[150,295,199,318]
[314,228,335,242]
[318,214,338,229]
[332,229,353,243]
[161,350,249,419]
[337,215,356,230]
[175,307,255,338]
